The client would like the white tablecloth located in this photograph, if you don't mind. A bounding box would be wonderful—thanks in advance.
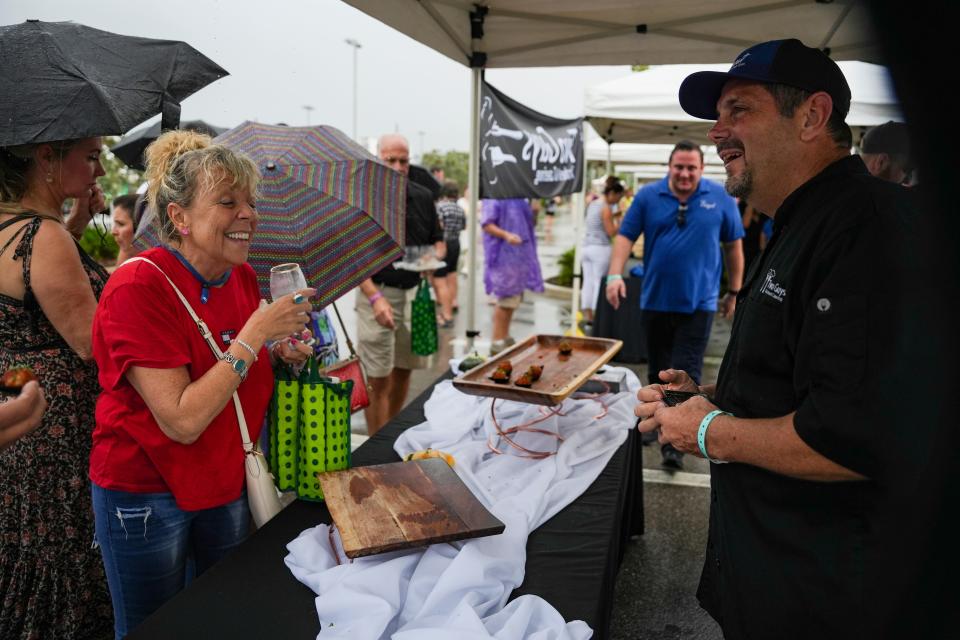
[285,365,640,639]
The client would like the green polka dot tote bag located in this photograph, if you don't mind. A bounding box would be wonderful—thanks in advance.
[410,277,438,356]
[268,357,353,500]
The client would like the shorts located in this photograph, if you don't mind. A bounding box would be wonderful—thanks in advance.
[433,238,460,278]
[497,293,522,310]
[355,285,430,378]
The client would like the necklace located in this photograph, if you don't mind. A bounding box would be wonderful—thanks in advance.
[168,248,231,304]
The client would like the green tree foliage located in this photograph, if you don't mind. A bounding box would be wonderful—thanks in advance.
[78,223,119,262]
[100,136,142,203]
[420,149,469,192]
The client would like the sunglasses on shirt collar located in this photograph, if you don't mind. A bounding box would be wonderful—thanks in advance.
[676,203,688,228]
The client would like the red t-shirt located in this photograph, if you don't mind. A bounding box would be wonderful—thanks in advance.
[90,247,273,511]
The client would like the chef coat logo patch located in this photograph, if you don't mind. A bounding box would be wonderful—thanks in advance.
[761,269,786,302]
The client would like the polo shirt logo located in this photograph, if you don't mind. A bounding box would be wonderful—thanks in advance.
[761,269,786,302]
[700,201,717,209]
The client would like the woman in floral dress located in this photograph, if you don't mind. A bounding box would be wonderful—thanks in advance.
[0,139,113,638]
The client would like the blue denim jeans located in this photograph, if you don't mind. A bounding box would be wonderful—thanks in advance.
[91,483,250,639]
[641,309,714,386]
[642,309,714,460]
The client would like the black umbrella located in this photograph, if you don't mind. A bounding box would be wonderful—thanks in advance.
[111,120,227,171]
[0,20,227,147]
[408,164,442,201]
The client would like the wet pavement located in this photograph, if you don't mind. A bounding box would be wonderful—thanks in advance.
[336,202,728,638]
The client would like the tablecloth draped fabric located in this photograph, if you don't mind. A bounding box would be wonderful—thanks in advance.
[284,367,641,639]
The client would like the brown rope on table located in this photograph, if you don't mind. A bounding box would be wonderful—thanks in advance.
[571,378,612,420]
[486,383,613,459]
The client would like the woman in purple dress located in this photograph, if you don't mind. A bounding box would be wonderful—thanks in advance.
[480,198,544,354]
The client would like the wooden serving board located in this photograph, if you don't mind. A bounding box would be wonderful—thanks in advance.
[317,458,505,559]
[452,334,623,406]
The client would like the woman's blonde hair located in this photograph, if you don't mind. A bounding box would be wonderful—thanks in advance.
[143,130,260,243]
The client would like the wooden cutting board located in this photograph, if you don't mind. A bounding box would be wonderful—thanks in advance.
[317,458,505,559]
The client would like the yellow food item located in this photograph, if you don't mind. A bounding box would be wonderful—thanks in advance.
[402,448,455,467]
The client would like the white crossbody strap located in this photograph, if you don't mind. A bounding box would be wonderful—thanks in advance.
[125,257,255,451]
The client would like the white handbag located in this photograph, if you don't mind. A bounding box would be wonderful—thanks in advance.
[127,257,283,528]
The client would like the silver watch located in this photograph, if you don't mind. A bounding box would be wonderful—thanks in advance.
[221,352,248,381]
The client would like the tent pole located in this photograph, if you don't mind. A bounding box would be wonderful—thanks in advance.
[569,131,589,335]
[465,66,481,350]
[606,141,612,177]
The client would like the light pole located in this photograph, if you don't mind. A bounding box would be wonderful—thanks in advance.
[302,104,314,126]
[344,38,362,140]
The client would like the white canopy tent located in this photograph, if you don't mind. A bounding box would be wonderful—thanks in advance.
[585,134,722,166]
[343,0,884,345]
[585,61,903,147]
[585,129,725,176]
[613,163,727,182]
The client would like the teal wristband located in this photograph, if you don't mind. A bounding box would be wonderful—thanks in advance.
[697,409,731,463]
[606,274,623,281]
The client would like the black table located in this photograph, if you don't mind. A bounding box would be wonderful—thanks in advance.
[129,373,644,640]
[592,275,647,364]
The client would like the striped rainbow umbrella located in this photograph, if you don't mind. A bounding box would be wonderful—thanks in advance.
[135,121,405,308]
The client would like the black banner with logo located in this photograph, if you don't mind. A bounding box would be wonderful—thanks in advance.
[479,81,584,199]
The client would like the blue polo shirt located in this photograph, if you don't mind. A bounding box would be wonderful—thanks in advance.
[619,175,743,313]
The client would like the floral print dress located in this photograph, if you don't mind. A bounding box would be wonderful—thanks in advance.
[0,215,113,639]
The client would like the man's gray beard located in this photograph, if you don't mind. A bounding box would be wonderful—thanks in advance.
[726,168,753,200]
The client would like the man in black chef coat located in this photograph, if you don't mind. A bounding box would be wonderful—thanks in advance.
[634,39,919,638]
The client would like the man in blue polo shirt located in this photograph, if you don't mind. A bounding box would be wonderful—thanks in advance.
[606,140,744,470]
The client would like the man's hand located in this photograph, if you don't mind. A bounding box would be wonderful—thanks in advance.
[719,292,738,318]
[504,232,522,246]
[655,394,717,455]
[372,296,395,329]
[605,277,627,309]
[634,369,702,437]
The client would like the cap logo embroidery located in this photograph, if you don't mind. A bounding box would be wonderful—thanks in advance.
[731,52,751,70]
[761,269,786,302]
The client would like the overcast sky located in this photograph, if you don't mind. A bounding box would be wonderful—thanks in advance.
[1,0,632,155]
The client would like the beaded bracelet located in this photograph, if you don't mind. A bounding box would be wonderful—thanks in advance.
[368,291,384,305]
[235,339,258,362]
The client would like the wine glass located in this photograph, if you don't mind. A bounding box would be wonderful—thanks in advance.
[269,263,315,346]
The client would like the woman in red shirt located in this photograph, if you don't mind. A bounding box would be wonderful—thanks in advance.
[90,130,313,638]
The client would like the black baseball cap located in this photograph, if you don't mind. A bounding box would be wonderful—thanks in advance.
[679,39,851,121]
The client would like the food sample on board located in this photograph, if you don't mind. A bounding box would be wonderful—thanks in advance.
[489,367,511,384]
